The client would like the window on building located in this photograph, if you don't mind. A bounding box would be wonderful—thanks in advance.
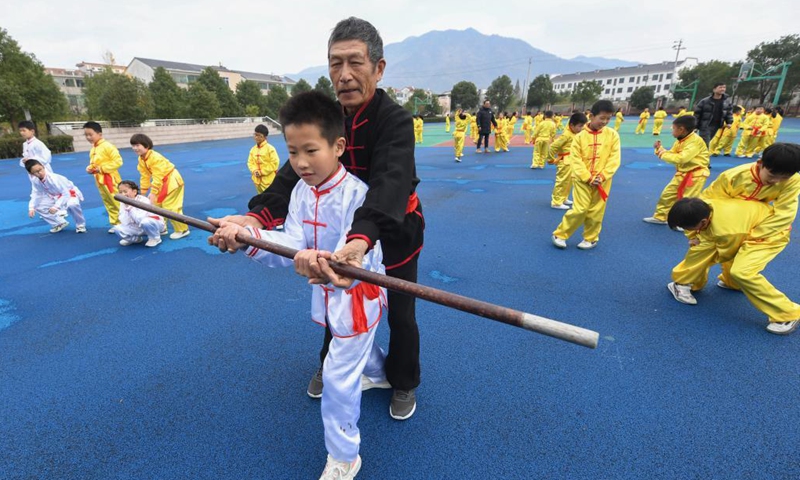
[628,87,633,93]
[617,88,623,93]
[636,76,640,83]
[629,77,635,82]
[656,85,662,92]
[64,79,75,87]
[567,82,572,88]
[666,73,673,79]
[642,75,648,82]
[76,79,84,88]
[659,74,664,81]
[619,77,624,84]
[605,89,610,94]
[187,75,199,84]
[606,79,612,85]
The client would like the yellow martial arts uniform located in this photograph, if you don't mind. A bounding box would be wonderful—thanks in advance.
[649,132,710,221]
[735,113,770,158]
[494,118,509,152]
[445,114,451,133]
[635,111,650,134]
[87,138,123,225]
[554,114,564,132]
[553,126,621,243]
[505,115,516,143]
[759,113,783,152]
[652,109,668,135]
[613,111,624,131]
[470,114,479,144]
[671,198,800,324]
[414,117,424,144]
[709,113,741,156]
[534,113,544,128]
[138,149,188,233]
[522,115,533,144]
[548,128,577,206]
[247,141,280,194]
[531,119,556,168]
[453,114,468,160]
[673,108,691,118]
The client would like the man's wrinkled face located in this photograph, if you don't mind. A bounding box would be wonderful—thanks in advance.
[328,40,385,114]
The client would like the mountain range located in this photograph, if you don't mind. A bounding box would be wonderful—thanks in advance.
[288,28,640,93]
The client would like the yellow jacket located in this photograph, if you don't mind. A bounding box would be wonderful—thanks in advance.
[722,113,743,137]
[654,110,668,121]
[742,113,770,137]
[88,138,123,191]
[532,119,556,141]
[639,111,651,121]
[694,198,775,263]
[522,115,533,131]
[247,142,280,185]
[615,112,624,124]
[453,115,469,136]
[548,128,577,164]
[701,162,800,239]
[534,113,544,125]
[137,149,182,198]
[657,132,710,174]
[569,126,621,183]
[413,118,424,131]
[769,114,783,136]
[673,109,690,118]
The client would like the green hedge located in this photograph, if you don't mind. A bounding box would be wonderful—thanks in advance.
[0,134,74,159]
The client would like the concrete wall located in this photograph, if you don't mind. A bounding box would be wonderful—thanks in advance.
[59,121,282,153]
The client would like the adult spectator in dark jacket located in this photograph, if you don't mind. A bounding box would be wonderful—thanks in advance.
[693,83,733,145]
[475,100,498,153]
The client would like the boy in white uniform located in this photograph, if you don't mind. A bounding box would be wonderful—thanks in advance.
[216,91,388,480]
[115,180,163,247]
[19,121,54,183]
[24,160,85,233]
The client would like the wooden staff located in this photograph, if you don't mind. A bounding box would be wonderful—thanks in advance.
[115,195,600,349]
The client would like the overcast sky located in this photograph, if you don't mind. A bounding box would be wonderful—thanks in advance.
[3,0,796,78]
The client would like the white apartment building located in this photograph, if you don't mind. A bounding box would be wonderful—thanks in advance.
[550,59,699,102]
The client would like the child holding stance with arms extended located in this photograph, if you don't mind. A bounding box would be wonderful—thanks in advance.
[552,100,621,250]
[247,124,280,194]
[115,180,163,247]
[25,160,86,234]
[83,121,123,233]
[643,115,710,225]
[216,92,389,479]
[548,112,587,209]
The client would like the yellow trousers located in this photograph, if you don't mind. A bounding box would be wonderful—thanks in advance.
[495,133,508,152]
[553,179,612,242]
[614,121,622,131]
[710,129,736,155]
[531,139,550,167]
[454,133,465,158]
[672,230,800,322]
[414,130,423,144]
[524,130,532,144]
[635,120,647,134]
[651,171,708,221]
[157,173,188,233]
[735,134,755,157]
[94,172,121,225]
[652,119,664,135]
[470,128,479,143]
[551,162,572,206]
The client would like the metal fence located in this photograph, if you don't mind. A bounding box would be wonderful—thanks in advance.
[50,116,281,135]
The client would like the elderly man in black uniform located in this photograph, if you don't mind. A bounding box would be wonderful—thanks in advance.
[208,17,424,421]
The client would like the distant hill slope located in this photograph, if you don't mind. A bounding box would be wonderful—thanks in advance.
[288,28,642,92]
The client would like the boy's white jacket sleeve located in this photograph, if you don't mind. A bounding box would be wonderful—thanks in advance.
[50,174,74,210]
[28,184,42,210]
[244,188,307,268]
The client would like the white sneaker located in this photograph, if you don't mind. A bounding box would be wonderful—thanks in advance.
[716,280,736,290]
[108,227,117,234]
[455,157,461,162]
[320,455,361,480]
[145,237,162,248]
[551,235,567,249]
[667,282,697,305]
[169,230,190,240]
[564,199,573,205]
[551,204,570,210]
[674,227,685,232]
[275,224,284,231]
[120,236,143,246]
[75,225,87,233]
[765,320,799,335]
[643,217,668,225]
[50,222,69,233]
[576,240,597,250]
[361,375,391,391]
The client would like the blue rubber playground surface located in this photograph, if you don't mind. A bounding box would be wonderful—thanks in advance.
[2,119,799,479]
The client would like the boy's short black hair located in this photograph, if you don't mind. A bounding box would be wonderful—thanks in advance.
[673,115,696,131]
[129,133,153,150]
[668,198,711,230]
[279,91,345,145]
[118,180,140,193]
[24,159,42,173]
[18,120,36,131]
[590,100,615,116]
[255,124,269,137]
[569,113,588,126]
[760,143,800,176]
[83,121,102,133]
[544,110,554,118]
[733,105,743,114]
[713,82,725,89]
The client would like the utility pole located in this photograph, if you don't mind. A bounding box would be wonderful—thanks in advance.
[521,57,532,112]
[670,39,685,100]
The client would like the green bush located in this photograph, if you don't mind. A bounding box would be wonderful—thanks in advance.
[0,134,73,159]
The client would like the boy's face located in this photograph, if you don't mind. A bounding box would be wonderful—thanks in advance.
[18,127,35,140]
[755,107,764,115]
[118,184,138,199]
[569,123,585,134]
[758,162,794,186]
[84,128,101,144]
[131,144,148,156]
[671,124,688,139]
[285,123,345,187]
[254,132,266,144]
[685,217,710,232]
[589,112,612,130]
[29,164,46,180]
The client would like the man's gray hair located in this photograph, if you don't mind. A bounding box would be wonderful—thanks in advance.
[328,17,384,66]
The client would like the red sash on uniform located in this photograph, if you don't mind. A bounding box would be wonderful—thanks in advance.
[102,173,115,193]
[676,167,702,199]
[348,282,381,334]
[597,184,608,201]
[156,169,175,204]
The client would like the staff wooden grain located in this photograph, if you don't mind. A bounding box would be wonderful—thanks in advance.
[115,194,600,348]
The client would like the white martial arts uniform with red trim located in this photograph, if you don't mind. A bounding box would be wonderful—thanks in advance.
[114,195,163,242]
[244,163,387,463]
[28,171,85,228]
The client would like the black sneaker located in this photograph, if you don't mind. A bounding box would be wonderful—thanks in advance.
[389,389,417,420]
[307,368,323,399]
